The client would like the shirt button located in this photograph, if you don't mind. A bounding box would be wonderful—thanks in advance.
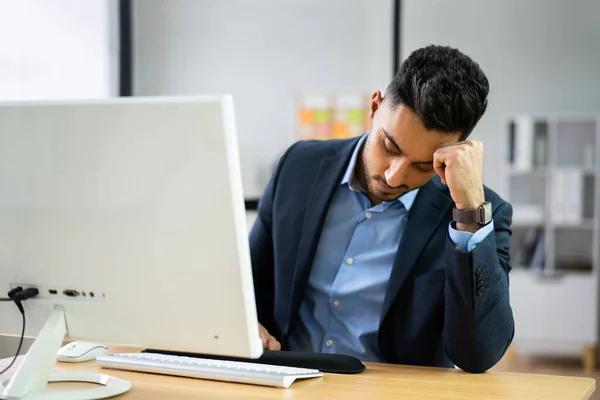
[332,300,340,307]
[325,339,334,347]
[346,257,354,265]
[365,212,372,219]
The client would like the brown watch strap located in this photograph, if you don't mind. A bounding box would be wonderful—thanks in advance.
[452,208,480,224]
[452,201,492,225]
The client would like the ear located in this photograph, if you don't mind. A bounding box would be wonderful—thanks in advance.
[368,90,383,120]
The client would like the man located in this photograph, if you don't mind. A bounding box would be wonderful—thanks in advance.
[249,45,514,373]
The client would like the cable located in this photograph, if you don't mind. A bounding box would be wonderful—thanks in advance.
[0,287,24,301]
[0,311,24,376]
[0,287,38,377]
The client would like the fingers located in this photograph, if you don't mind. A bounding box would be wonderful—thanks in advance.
[258,323,281,351]
[438,139,482,151]
[258,323,269,349]
[433,140,484,186]
[267,337,281,351]
[260,334,268,349]
[433,149,447,185]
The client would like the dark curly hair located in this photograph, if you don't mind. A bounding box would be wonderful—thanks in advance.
[385,45,489,140]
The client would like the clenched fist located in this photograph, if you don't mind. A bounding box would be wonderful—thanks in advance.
[258,323,281,351]
[433,140,485,233]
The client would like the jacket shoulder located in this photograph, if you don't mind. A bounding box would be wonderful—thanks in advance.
[273,137,359,172]
[285,138,357,160]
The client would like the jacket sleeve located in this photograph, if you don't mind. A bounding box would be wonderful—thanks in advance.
[443,200,515,373]
[248,144,295,336]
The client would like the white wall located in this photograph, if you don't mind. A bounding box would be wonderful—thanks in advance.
[0,0,116,101]
[402,0,600,197]
[133,0,393,197]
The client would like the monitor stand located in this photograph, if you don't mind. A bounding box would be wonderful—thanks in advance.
[0,305,131,400]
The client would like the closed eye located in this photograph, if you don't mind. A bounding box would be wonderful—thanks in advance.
[414,164,433,173]
[382,132,433,172]
[382,138,398,155]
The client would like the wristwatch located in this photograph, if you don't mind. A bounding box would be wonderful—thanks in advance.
[452,201,492,226]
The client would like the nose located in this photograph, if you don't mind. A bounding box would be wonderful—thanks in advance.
[384,157,410,187]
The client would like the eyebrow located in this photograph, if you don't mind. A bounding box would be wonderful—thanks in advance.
[382,128,434,165]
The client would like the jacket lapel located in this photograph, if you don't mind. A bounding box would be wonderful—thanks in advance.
[380,177,452,320]
[287,139,359,325]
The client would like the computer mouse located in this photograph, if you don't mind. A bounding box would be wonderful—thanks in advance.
[56,341,108,363]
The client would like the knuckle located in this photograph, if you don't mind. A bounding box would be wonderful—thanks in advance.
[464,140,479,151]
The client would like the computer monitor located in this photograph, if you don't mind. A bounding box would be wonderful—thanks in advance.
[0,96,263,399]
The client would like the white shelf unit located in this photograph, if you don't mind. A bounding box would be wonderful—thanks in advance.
[506,114,600,359]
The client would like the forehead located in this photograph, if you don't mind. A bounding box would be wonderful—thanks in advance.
[380,104,460,160]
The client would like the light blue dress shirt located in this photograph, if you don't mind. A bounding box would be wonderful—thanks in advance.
[287,134,494,362]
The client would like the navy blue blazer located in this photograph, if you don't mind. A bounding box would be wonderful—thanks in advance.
[249,136,515,373]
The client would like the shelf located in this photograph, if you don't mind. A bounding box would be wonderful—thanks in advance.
[583,167,597,176]
[511,266,543,272]
[508,168,547,178]
[552,219,595,229]
[509,167,599,177]
[511,204,545,224]
[511,267,595,277]
[551,165,598,175]
[512,220,545,228]
[509,263,598,349]
[506,113,599,356]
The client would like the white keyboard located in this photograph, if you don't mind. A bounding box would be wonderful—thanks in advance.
[96,352,323,388]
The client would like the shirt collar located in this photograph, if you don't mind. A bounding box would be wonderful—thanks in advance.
[341,133,419,211]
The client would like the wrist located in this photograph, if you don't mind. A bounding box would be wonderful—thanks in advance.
[452,199,492,233]
[455,203,482,210]
[454,189,485,210]
[454,201,484,232]
[455,198,485,210]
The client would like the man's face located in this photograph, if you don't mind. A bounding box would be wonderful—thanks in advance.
[360,91,461,204]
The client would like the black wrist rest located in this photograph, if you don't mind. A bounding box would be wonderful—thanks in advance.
[142,348,366,374]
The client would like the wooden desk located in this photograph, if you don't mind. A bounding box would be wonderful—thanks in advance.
[1,347,595,400]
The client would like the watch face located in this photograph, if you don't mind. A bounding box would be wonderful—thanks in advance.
[482,201,492,223]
